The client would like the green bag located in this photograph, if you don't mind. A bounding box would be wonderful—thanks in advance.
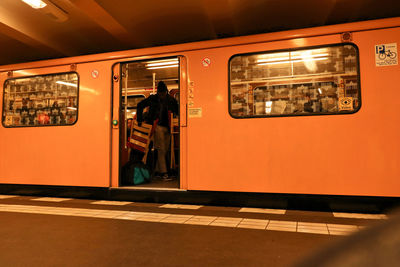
[122,161,150,186]
[133,165,150,185]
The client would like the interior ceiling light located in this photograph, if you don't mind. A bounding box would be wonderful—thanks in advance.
[146,60,179,67]
[21,0,47,9]
[56,81,77,87]
[21,0,69,23]
[257,57,328,66]
[147,64,179,70]
[257,56,290,63]
[257,53,329,63]
[147,58,179,64]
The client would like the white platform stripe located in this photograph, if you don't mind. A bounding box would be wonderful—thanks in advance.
[32,197,72,202]
[333,212,387,219]
[91,200,133,206]
[0,195,18,199]
[239,208,286,214]
[0,203,365,236]
[160,204,202,210]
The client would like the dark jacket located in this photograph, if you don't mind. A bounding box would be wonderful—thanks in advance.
[136,94,178,127]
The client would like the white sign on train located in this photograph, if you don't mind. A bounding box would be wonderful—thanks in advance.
[188,108,202,118]
[375,43,398,66]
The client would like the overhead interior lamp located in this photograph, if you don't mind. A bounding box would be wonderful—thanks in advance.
[21,0,47,9]
[257,53,329,64]
[56,81,77,87]
[146,60,179,67]
[146,59,179,70]
[291,53,329,60]
[257,57,328,66]
[147,64,179,70]
[21,0,68,22]
[256,56,290,63]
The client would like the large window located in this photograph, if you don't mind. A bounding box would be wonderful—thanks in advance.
[229,44,360,118]
[2,72,79,127]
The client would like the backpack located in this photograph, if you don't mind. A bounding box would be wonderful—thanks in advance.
[121,161,151,185]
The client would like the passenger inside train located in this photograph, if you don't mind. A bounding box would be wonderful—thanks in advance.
[136,81,178,181]
[119,58,180,188]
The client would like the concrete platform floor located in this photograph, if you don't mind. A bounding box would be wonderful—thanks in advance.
[0,195,391,267]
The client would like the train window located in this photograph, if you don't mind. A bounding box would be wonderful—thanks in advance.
[229,44,360,118]
[2,72,79,127]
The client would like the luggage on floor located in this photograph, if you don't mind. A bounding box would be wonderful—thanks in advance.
[121,161,150,185]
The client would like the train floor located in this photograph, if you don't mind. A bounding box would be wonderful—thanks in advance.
[0,194,394,267]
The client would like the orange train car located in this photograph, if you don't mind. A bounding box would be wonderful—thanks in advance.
[1,17,400,199]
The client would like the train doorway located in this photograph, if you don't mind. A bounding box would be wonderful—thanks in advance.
[117,57,182,189]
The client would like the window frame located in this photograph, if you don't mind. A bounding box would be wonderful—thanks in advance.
[2,71,80,128]
[228,43,362,119]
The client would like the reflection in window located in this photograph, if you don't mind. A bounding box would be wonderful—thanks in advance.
[2,72,79,127]
[229,44,360,118]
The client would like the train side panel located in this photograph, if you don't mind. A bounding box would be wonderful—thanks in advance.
[185,27,400,196]
[0,18,399,197]
[0,63,112,187]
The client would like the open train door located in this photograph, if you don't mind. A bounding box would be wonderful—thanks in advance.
[110,56,187,189]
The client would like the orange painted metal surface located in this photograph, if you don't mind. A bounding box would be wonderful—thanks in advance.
[0,18,400,196]
[184,27,400,197]
[0,63,112,186]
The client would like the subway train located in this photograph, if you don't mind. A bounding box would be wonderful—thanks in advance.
[1,17,400,206]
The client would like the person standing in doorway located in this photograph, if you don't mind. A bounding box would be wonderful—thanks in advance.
[136,81,178,181]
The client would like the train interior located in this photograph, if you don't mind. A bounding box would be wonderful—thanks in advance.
[119,57,180,189]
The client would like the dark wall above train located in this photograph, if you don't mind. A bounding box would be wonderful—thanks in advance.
[1,0,400,65]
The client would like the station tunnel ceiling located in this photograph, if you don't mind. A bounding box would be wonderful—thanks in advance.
[1,0,400,65]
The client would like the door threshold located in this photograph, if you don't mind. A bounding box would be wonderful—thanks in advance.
[111,186,186,192]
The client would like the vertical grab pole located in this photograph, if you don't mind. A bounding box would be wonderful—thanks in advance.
[124,64,129,149]
[153,73,156,94]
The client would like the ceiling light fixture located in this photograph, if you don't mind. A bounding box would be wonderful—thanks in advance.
[147,64,179,70]
[257,56,290,63]
[291,53,329,60]
[257,53,329,63]
[257,57,328,66]
[146,60,179,67]
[56,81,77,87]
[147,59,179,64]
[21,0,47,9]
[21,0,69,23]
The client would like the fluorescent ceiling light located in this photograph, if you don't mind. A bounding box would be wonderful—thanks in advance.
[257,56,290,63]
[257,53,329,63]
[146,60,179,67]
[56,81,77,87]
[147,58,178,64]
[291,53,329,60]
[257,57,328,66]
[147,64,179,70]
[21,0,47,9]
